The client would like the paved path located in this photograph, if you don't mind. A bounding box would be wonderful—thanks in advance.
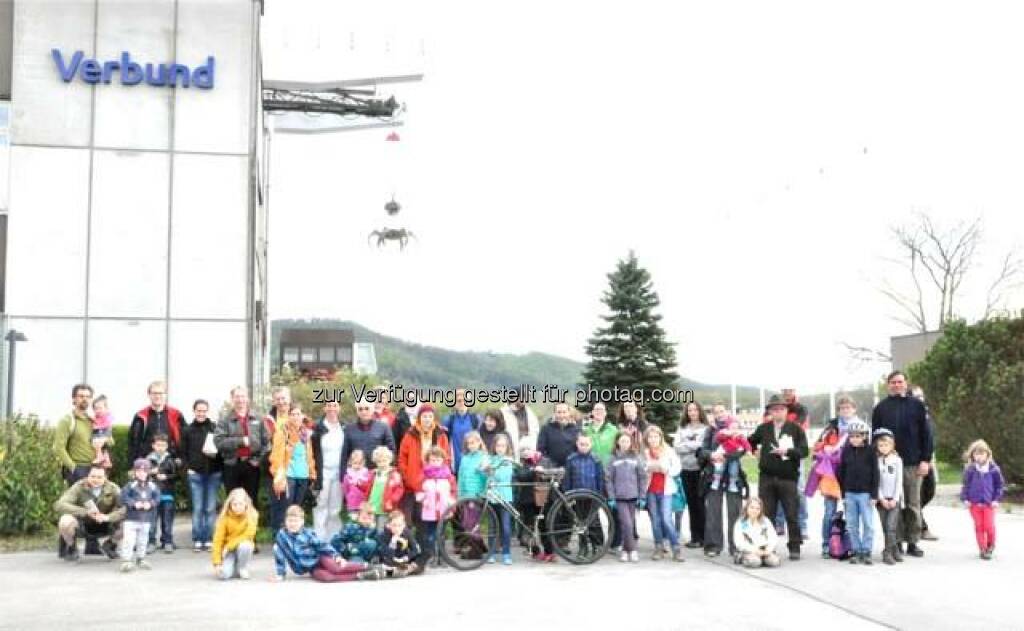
[0,499,1018,631]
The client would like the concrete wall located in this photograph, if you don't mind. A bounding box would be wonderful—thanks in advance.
[6,0,264,421]
[890,330,944,371]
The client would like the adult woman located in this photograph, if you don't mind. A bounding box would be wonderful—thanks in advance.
[269,404,316,537]
[397,404,452,554]
[180,399,223,552]
[674,401,711,548]
[699,416,748,558]
[642,426,684,562]
[616,401,649,449]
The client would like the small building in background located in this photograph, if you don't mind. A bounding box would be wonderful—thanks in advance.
[890,330,943,371]
[352,342,378,376]
[279,328,358,379]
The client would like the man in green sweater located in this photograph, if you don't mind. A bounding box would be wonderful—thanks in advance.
[583,402,618,467]
[53,465,125,562]
[748,394,809,560]
[53,384,98,485]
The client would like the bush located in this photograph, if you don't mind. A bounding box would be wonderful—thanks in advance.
[0,416,65,535]
[908,316,1024,485]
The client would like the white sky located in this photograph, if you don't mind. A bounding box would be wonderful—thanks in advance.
[261,1,1024,392]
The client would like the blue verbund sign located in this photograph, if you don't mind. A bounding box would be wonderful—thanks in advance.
[51,50,215,89]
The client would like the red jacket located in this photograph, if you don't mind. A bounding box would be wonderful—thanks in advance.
[130,406,184,460]
[398,422,452,493]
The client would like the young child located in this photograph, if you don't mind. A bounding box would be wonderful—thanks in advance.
[482,433,517,565]
[563,434,606,558]
[606,431,646,563]
[330,502,380,564]
[91,395,114,469]
[368,446,405,531]
[713,417,751,493]
[643,426,684,562]
[272,505,369,582]
[415,447,456,555]
[836,420,879,565]
[342,450,372,520]
[147,434,180,553]
[457,431,488,500]
[733,497,780,568]
[961,439,1005,560]
[367,510,424,579]
[119,458,159,572]
[874,428,904,565]
[211,488,258,580]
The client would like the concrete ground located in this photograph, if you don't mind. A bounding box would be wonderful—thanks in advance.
[0,498,1018,631]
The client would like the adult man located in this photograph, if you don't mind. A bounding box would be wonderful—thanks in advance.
[214,386,270,509]
[536,402,581,467]
[54,384,98,486]
[129,380,184,461]
[443,389,480,473]
[501,400,540,458]
[263,386,292,535]
[583,402,618,467]
[341,398,396,470]
[748,395,809,560]
[770,388,810,539]
[53,465,125,562]
[311,400,345,539]
[872,371,933,558]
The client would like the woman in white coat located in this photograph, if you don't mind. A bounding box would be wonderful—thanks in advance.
[642,425,684,562]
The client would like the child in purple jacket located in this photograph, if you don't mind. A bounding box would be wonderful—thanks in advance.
[960,439,1005,560]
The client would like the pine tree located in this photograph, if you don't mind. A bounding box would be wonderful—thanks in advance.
[582,251,680,435]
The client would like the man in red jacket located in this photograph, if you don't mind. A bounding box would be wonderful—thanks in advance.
[129,380,183,461]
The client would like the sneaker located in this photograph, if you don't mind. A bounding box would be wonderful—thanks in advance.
[146,543,157,555]
[610,546,622,555]
[64,545,80,563]
[685,541,702,549]
[502,554,512,566]
[162,543,175,554]
[705,549,720,558]
[119,562,135,573]
[619,551,629,563]
[892,545,904,562]
[193,542,203,553]
[203,542,213,551]
[788,549,801,561]
[905,544,924,558]
[882,549,895,565]
[821,549,831,559]
[487,555,496,564]
[238,569,251,579]
[651,549,664,561]
[136,559,152,571]
[629,551,640,563]
[849,554,859,565]
[357,567,384,581]
[920,529,938,541]
[672,548,685,563]
[861,553,873,566]
[100,539,118,560]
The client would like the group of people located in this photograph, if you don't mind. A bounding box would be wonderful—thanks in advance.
[51,371,1006,582]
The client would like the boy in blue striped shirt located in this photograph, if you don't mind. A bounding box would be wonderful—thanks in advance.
[271,505,371,582]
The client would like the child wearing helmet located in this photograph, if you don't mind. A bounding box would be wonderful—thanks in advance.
[837,420,879,565]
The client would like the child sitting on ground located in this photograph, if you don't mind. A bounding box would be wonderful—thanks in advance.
[211,488,258,580]
[733,497,780,568]
[272,505,370,582]
[91,395,114,469]
[368,446,405,530]
[960,439,1005,560]
[342,450,372,521]
[363,510,424,579]
[330,502,380,564]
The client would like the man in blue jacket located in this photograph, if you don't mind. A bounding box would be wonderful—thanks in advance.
[443,389,480,473]
[871,370,933,558]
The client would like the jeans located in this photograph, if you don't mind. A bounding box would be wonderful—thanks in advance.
[775,461,808,535]
[220,541,254,579]
[150,499,175,546]
[488,503,512,555]
[646,491,679,549]
[821,497,838,552]
[188,471,222,544]
[423,520,439,553]
[845,492,874,554]
[121,521,150,562]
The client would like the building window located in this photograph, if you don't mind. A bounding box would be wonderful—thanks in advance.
[319,346,335,363]
[282,346,299,363]
[336,346,353,363]
[0,1,11,100]
[301,347,316,363]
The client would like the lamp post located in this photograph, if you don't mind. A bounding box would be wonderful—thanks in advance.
[5,329,26,419]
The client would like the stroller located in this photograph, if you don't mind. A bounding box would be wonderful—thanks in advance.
[828,510,854,560]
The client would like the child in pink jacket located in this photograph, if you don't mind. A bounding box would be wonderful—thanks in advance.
[416,447,456,553]
[342,450,372,520]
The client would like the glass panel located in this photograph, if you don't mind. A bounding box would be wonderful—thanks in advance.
[282,346,298,362]
[6,146,89,316]
[336,346,353,363]
[168,321,246,421]
[93,0,174,150]
[11,0,94,147]
[86,320,166,427]
[301,347,316,362]
[8,317,84,423]
[174,0,253,154]
[170,154,247,319]
[88,150,169,317]
[319,346,335,363]
[0,101,8,211]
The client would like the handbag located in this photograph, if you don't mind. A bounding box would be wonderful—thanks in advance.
[201,432,218,457]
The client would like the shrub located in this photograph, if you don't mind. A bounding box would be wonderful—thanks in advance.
[908,316,1024,485]
[0,416,65,535]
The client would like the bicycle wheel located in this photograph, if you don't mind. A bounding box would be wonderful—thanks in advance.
[546,490,614,564]
[439,498,496,571]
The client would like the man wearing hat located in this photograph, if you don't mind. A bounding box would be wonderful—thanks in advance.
[748,394,809,560]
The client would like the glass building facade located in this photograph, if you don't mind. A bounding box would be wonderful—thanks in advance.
[2,0,268,421]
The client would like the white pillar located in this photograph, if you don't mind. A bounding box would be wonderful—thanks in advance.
[829,389,835,419]
[759,387,765,413]
[731,383,737,415]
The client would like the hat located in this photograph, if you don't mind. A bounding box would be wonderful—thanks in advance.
[847,419,870,435]
[766,395,788,410]
[873,428,894,440]
[417,404,436,418]
[132,458,151,472]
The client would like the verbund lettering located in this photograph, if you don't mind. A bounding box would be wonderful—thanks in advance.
[51,49,215,89]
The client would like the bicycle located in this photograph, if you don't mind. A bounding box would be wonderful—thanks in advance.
[435,463,615,571]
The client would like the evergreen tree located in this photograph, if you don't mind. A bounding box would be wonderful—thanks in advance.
[582,251,680,435]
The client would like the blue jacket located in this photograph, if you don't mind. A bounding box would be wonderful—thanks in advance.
[273,527,338,577]
[486,455,517,503]
[870,395,933,466]
[457,450,488,499]
[564,452,605,495]
[330,522,380,562]
[120,480,160,522]
[444,411,480,472]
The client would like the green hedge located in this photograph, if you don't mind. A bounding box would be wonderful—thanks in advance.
[0,416,65,535]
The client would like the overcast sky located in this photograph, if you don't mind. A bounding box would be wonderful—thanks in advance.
[261,1,1024,393]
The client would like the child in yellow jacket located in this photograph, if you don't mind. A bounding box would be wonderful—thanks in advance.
[211,488,259,580]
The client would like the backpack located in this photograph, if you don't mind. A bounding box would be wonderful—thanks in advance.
[828,510,854,560]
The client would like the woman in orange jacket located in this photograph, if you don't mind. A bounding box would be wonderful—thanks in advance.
[269,403,317,536]
[398,404,452,549]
